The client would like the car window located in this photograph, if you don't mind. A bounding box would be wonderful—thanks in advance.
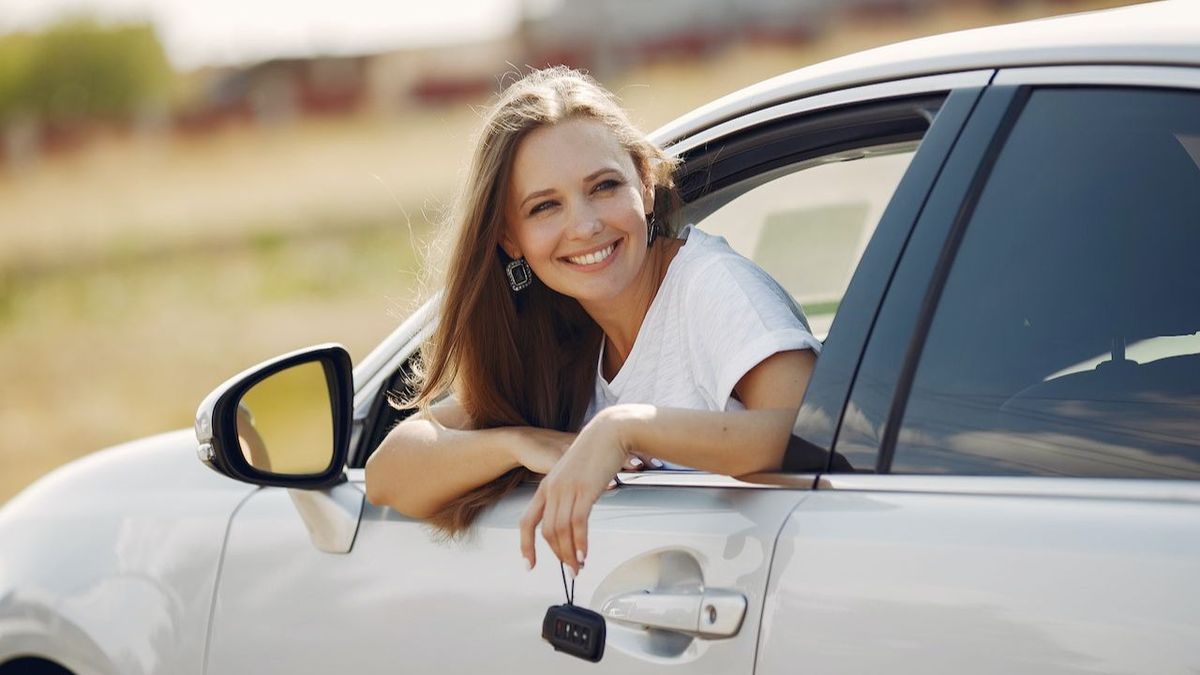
[892,86,1200,479]
[694,144,916,339]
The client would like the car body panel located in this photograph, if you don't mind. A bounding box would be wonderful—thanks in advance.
[0,431,256,674]
[758,478,1200,674]
[203,476,806,674]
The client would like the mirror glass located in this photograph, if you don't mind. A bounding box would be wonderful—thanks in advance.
[236,361,334,476]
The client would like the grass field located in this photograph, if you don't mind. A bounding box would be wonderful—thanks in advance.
[0,0,1137,503]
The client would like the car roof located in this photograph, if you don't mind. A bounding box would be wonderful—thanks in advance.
[654,0,1200,146]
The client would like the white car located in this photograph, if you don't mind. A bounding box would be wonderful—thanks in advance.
[4,2,1200,673]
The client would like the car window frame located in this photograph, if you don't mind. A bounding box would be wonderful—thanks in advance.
[840,65,1200,482]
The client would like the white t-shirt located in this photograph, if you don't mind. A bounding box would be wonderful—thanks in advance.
[584,226,821,468]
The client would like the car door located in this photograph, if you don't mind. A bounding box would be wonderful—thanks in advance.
[200,71,986,674]
[758,66,1200,674]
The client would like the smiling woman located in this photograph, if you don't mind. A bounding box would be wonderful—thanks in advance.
[363,67,819,575]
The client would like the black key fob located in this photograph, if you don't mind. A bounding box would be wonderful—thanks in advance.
[542,603,606,662]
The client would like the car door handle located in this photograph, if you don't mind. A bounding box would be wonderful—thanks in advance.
[599,589,747,638]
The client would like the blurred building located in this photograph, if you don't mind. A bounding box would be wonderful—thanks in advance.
[176,56,369,131]
[365,38,523,113]
[519,0,841,75]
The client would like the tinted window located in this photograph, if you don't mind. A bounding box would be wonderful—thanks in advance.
[893,87,1200,479]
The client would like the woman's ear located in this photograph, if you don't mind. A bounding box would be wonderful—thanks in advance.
[641,177,656,216]
[499,231,521,260]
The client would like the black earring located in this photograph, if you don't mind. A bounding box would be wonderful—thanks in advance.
[646,214,660,247]
[505,257,533,292]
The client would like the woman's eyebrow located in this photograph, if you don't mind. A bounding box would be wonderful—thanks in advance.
[583,167,622,182]
[519,188,555,210]
[518,167,624,209]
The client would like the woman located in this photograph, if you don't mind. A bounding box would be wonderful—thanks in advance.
[365,67,819,576]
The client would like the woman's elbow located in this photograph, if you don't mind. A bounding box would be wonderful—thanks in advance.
[363,471,388,507]
[364,448,413,512]
[363,459,395,508]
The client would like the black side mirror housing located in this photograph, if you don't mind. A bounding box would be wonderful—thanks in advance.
[195,344,353,489]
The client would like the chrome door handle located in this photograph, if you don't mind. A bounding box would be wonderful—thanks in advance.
[600,589,746,638]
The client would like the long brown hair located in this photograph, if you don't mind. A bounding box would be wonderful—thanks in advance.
[403,67,679,535]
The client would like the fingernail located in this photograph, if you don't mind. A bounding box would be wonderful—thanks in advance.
[566,566,576,579]
[630,457,643,468]
[650,458,664,468]
[576,549,585,565]
[524,559,532,571]
[607,479,617,488]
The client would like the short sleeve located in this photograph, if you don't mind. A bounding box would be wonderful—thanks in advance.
[683,253,821,409]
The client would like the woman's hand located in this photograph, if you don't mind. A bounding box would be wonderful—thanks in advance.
[519,405,651,575]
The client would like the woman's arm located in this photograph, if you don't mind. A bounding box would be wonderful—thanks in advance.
[520,349,815,572]
[364,397,575,519]
[616,348,815,475]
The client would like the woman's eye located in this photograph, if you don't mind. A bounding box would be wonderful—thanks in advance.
[593,179,621,193]
[530,200,557,215]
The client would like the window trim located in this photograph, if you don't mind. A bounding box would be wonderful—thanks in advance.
[818,474,1200,504]
[348,297,437,467]
[992,64,1200,89]
[345,467,819,491]
[614,472,817,490]
[668,71,993,157]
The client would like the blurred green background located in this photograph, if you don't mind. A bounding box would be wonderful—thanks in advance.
[0,0,1138,502]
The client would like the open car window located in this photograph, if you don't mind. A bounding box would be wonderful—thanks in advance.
[354,94,947,470]
[689,143,916,340]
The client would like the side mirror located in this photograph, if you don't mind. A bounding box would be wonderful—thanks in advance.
[195,344,353,489]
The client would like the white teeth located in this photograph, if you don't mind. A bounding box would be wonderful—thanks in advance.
[567,243,615,266]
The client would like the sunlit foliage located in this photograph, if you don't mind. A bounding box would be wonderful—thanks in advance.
[0,18,172,126]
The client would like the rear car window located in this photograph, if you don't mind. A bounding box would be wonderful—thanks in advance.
[893,87,1200,479]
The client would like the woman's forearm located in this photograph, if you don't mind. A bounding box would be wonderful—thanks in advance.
[605,404,797,477]
[364,419,519,519]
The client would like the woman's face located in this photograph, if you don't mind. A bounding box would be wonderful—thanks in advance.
[502,117,655,308]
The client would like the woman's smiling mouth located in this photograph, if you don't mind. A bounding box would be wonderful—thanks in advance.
[564,239,619,267]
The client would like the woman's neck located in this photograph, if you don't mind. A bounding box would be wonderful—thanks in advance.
[583,239,683,379]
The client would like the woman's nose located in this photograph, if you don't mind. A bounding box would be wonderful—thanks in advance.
[566,202,603,239]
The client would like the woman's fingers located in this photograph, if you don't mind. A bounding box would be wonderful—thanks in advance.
[548,491,578,576]
[621,454,665,471]
[570,494,591,571]
[519,488,545,570]
[523,480,587,574]
[540,488,566,571]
